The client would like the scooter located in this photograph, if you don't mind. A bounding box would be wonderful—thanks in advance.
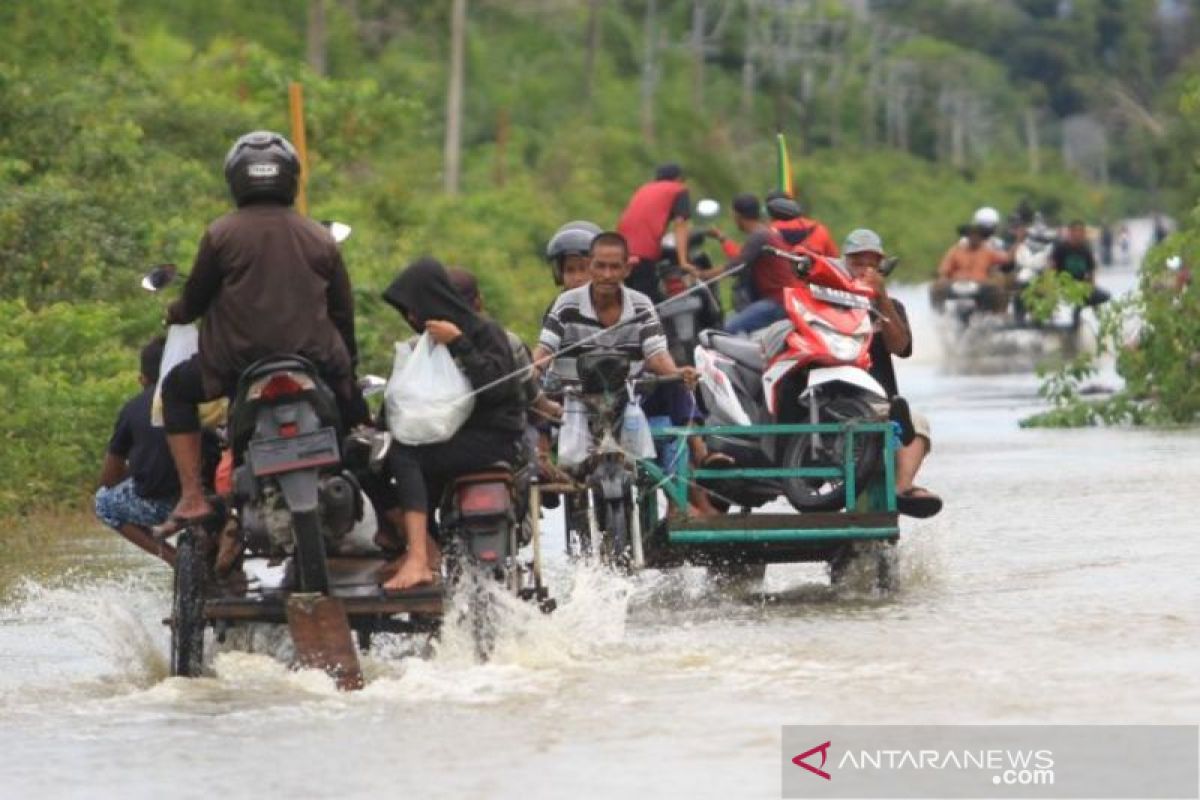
[694,247,898,512]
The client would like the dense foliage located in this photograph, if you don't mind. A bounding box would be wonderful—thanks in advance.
[1,0,1195,513]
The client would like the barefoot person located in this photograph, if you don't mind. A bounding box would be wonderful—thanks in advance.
[377,258,527,590]
[94,337,182,564]
[158,131,367,529]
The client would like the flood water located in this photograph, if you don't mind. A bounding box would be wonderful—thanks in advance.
[1,221,1196,799]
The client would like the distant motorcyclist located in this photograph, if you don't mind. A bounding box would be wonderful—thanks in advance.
[931,219,1016,313]
[159,131,368,529]
[764,192,839,258]
[617,163,694,301]
[1050,220,1111,324]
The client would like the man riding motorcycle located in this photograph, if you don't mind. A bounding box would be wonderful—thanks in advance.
[159,131,368,530]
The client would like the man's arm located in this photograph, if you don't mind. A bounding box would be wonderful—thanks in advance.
[875,295,912,357]
[325,248,359,369]
[166,231,223,324]
[937,247,958,280]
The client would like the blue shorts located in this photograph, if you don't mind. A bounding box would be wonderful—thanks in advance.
[94,478,174,530]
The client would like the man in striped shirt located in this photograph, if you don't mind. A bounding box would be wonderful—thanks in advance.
[534,231,695,385]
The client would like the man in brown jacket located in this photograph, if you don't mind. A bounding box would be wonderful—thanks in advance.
[159,131,366,525]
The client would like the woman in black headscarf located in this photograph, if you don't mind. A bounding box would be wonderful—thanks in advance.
[378,258,525,590]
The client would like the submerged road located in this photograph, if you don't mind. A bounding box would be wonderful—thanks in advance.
[0,219,1195,799]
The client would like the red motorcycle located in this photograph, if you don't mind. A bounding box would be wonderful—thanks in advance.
[694,246,896,511]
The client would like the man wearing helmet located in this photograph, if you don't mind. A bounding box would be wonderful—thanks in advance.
[763,192,840,259]
[546,221,601,293]
[158,131,367,526]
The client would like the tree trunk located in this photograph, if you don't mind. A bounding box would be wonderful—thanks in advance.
[1024,106,1040,175]
[691,1,706,108]
[740,0,758,120]
[584,0,601,106]
[640,0,658,141]
[307,0,327,76]
[444,0,467,196]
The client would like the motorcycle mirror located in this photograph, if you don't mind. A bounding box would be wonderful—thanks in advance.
[321,220,353,244]
[879,256,900,277]
[696,198,721,219]
[141,263,179,293]
[358,374,387,397]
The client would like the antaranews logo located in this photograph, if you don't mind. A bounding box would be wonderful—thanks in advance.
[791,741,833,781]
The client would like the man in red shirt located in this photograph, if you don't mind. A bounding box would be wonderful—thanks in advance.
[764,192,839,258]
[617,163,693,302]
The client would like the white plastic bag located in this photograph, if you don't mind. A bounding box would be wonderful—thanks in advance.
[151,323,199,427]
[384,332,475,445]
[556,396,590,468]
[619,397,657,459]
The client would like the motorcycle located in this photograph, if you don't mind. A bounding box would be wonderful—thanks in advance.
[555,351,676,567]
[694,247,899,512]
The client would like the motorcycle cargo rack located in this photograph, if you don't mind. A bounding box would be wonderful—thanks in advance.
[636,420,898,562]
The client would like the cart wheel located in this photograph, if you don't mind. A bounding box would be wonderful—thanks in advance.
[829,542,895,592]
[170,528,209,678]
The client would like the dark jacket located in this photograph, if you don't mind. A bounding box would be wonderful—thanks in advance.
[382,258,525,434]
[167,204,357,395]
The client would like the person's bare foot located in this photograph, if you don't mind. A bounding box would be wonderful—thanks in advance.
[170,494,214,522]
[382,554,435,591]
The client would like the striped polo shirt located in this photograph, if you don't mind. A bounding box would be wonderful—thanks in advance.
[538,284,667,380]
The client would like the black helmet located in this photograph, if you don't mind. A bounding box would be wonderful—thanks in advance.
[545,221,600,285]
[223,130,301,207]
[766,196,802,221]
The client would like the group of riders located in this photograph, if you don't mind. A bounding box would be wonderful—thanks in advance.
[930,204,1112,328]
[95,130,946,593]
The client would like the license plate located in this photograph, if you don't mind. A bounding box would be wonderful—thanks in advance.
[248,427,340,477]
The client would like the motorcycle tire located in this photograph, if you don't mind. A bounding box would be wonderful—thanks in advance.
[780,393,882,512]
[170,529,208,678]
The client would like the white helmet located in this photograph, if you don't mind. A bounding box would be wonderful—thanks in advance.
[972,206,1001,230]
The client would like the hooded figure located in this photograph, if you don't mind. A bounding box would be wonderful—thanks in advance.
[382,257,525,434]
[373,257,528,591]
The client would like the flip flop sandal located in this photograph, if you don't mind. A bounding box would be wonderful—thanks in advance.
[896,487,943,519]
[700,452,736,468]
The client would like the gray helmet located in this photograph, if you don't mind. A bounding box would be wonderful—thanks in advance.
[223,130,300,207]
[545,221,601,285]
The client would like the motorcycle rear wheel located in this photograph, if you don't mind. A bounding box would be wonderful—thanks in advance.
[780,394,882,512]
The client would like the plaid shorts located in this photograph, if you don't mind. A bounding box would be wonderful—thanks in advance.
[94,478,174,530]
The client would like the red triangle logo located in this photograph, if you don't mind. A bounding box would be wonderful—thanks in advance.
[792,740,832,780]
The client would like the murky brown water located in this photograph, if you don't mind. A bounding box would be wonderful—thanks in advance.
[2,222,1196,799]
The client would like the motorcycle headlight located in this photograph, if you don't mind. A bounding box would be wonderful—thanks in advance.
[811,321,864,360]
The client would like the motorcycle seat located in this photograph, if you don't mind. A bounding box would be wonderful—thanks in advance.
[450,464,514,489]
[698,330,764,371]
